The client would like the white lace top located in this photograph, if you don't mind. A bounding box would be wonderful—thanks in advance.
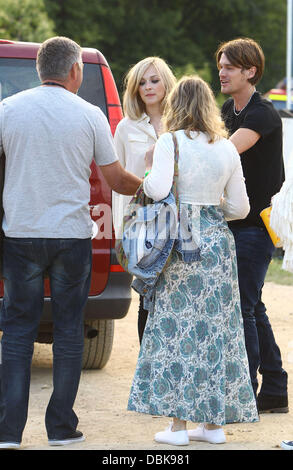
[144,130,250,221]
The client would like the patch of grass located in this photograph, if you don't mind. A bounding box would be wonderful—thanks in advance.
[266,258,293,285]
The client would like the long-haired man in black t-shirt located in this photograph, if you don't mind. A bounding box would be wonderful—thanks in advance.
[216,38,288,414]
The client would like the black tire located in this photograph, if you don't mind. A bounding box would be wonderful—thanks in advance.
[82,319,114,370]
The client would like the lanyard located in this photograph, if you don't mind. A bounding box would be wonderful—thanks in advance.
[42,81,66,89]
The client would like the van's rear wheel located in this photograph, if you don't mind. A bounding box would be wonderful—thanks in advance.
[82,319,114,370]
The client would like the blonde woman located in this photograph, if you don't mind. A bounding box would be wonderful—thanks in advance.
[127,76,259,446]
[113,57,176,343]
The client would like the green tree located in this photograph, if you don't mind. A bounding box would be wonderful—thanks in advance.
[0,0,55,42]
[44,0,287,94]
[176,0,287,93]
[44,0,205,92]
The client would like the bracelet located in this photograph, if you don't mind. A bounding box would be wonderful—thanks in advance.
[144,170,150,178]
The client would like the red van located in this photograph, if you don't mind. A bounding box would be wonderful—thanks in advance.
[0,39,132,369]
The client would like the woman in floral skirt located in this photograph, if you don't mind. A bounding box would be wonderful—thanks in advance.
[127,75,259,446]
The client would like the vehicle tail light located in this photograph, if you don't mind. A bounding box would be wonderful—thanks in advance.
[110,236,125,272]
[101,65,123,136]
[0,39,15,44]
[101,64,125,273]
[110,264,125,272]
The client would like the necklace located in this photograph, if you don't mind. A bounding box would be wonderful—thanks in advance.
[42,81,66,89]
[233,91,256,116]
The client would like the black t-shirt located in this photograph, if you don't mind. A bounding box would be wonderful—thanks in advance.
[222,91,284,228]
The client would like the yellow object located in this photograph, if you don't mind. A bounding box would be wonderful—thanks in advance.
[269,93,287,102]
[260,207,282,247]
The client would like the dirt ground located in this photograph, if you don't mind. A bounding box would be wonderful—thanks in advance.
[19,282,293,451]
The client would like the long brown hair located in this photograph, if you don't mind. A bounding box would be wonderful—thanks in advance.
[162,75,227,143]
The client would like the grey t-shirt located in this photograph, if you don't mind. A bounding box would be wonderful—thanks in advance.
[0,86,118,238]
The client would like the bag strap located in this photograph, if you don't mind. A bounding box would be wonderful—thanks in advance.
[160,132,180,273]
[171,132,179,209]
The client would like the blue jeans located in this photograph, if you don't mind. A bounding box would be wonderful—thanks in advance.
[230,226,288,397]
[0,237,92,443]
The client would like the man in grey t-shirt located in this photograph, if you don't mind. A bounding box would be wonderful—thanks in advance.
[0,36,141,449]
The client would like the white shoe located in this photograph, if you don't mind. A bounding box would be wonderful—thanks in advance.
[154,424,189,446]
[0,441,20,450]
[281,440,293,450]
[188,423,226,444]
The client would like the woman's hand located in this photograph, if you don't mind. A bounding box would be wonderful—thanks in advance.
[144,145,155,172]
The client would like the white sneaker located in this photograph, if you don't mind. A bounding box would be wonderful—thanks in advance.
[188,423,226,444]
[0,441,20,450]
[281,440,293,450]
[154,424,189,446]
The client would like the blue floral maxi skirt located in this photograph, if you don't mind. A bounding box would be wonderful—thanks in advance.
[128,206,259,425]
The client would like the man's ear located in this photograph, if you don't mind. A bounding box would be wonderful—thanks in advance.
[247,66,257,80]
[69,62,79,80]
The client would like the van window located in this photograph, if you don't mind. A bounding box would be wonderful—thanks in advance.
[0,58,39,99]
[78,63,107,116]
[0,58,107,116]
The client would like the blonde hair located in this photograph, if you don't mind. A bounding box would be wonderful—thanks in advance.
[162,75,228,143]
[123,57,176,120]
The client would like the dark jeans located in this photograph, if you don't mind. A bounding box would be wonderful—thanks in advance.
[0,237,92,443]
[230,226,288,397]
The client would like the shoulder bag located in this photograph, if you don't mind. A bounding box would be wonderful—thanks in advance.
[115,132,179,273]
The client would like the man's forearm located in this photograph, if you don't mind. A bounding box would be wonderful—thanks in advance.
[119,170,142,195]
[230,128,260,154]
[100,161,142,195]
